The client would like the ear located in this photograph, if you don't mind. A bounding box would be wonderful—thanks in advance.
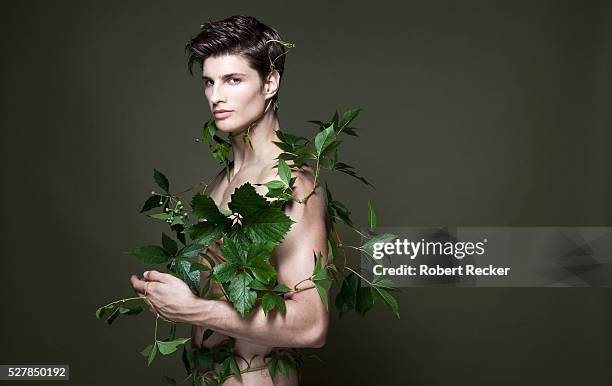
[263,69,281,99]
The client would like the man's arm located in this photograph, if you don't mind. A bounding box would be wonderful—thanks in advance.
[185,168,330,348]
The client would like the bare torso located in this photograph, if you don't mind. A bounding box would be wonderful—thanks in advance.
[191,161,299,386]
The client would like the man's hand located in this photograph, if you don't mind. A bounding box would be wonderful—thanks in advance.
[130,270,200,324]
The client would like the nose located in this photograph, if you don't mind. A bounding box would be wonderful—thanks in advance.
[210,84,225,105]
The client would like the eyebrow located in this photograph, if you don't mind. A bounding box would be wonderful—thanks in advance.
[201,72,247,81]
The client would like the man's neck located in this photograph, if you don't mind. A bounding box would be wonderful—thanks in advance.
[229,110,283,178]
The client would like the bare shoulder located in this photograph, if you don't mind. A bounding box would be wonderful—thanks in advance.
[285,163,327,219]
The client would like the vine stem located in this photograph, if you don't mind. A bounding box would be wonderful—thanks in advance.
[296,157,320,204]
[292,277,312,291]
[99,296,146,310]
[344,266,374,286]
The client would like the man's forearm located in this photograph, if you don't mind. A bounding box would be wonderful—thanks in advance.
[185,295,327,348]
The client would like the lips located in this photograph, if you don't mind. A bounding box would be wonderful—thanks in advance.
[214,109,233,119]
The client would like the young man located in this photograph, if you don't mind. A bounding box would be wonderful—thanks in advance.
[130,15,329,385]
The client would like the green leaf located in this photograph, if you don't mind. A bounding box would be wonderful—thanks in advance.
[219,237,244,264]
[167,258,200,294]
[367,200,377,230]
[246,254,277,284]
[148,213,170,221]
[157,337,191,355]
[211,142,230,165]
[277,158,292,187]
[314,124,336,156]
[154,169,170,192]
[141,194,163,213]
[126,245,170,264]
[176,243,204,259]
[267,357,278,380]
[355,287,375,316]
[147,342,158,366]
[197,351,214,371]
[314,282,329,310]
[188,222,224,247]
[105,307,120,324]
[239,207,294,246]
[212,263,237,283]
[118,305,143,315]
[273,283,291,293]
[141,343,154,358]
[228,183,270,218]
[334,162,373,187]
[374,286,400,319]
[229,272,257,317]
[262,293,286,316]
[335,273,359,316]
[202,329,214,342]
[201,119,217,144]
[360,233,397,261]
[95,304,113,319]
[191,193,228,225]
[162,233,178,255]
[277,355,293,378]
[337,108,361,132]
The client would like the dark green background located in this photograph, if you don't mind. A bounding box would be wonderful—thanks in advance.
[1,1,610,385]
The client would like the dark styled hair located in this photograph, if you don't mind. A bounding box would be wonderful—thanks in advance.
[185,15,287,106]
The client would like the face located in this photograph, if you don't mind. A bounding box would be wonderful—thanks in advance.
[202,54,273,134]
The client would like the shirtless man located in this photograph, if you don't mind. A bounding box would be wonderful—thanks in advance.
[130,15,329,385]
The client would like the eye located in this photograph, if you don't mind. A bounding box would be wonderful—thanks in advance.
[204,79,213,87]
[229,78,241,85]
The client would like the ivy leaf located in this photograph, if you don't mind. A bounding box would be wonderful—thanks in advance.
[229,272,257,317]
[334,162,373,187]
[314,124,336,157]
[228,183,270,217]
[273,283,291,293]
[334,272,359,316]
[188,222,224,247]
[148,213,170,221]
[202,329,214,342]
[142,342,157,366]
[211,142,230,165]
[117,305,143,315]
[337,108,361,133]
[277,355,294,378]
[212,263,238,283]
[141,194,163,213]
[355,287,375,316]
[161,233,178,255]
[201,119,216,144]
[262,293,286,316]
[360,233,398,261]
[167,259,200,294]
[373,286,400,319]
[157,337,191,355]
[312,252,331,310]
[246,254,277,284]
[154,169,170,193]
[126,245,170,264]
[239,207,294,246]
[95,304,114,319]
[277,158,292,187]
[219,237,244,264]
[191,193,229,225]
[367,200,377,230]
[176,243,204,259]
[267,357,278,380]
[197,351,214,371]
[105,308,120,324]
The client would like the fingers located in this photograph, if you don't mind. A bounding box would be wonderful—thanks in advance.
[143,270,167,283]
[130,274,147,294]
